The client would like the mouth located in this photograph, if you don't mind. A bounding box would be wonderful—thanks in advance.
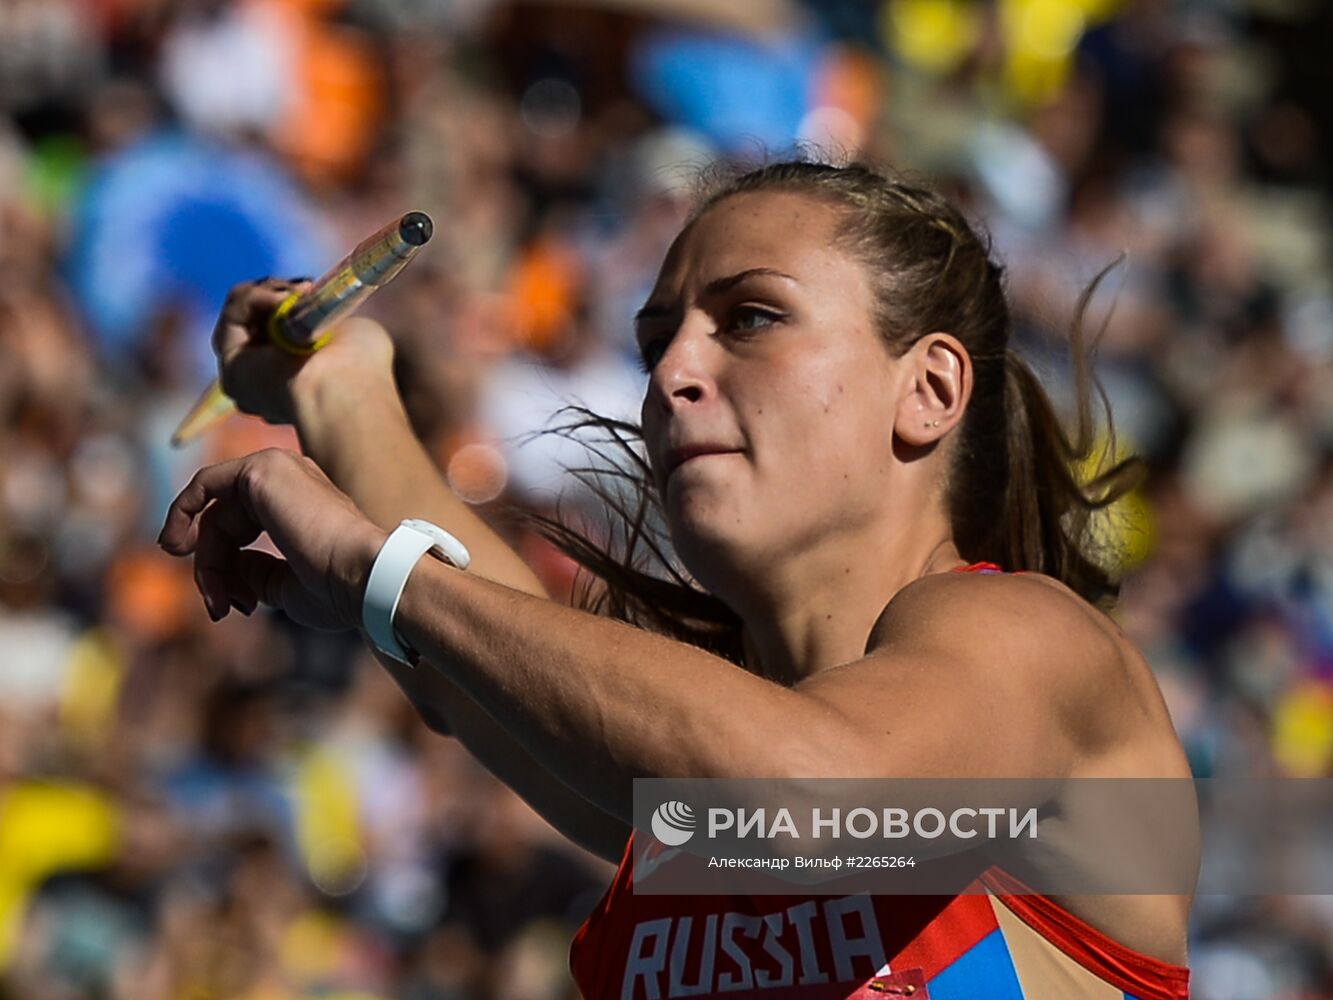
[663,444,743,479]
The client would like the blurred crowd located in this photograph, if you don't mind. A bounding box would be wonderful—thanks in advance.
[0,0,1331,997]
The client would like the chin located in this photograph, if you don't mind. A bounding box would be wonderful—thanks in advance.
[665,501,765,594]
[668,512,735,561]
[665,485,738,541]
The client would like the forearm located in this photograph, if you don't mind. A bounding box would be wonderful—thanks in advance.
[395,559,844,823]
[378,650,629,863]
[292,370,546,599]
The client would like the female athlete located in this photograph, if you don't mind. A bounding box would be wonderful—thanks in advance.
[159,161,1196,998]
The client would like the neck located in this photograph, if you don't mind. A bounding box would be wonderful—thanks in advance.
[732,507,964,686]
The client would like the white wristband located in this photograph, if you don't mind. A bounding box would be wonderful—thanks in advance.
[362,518,470,665]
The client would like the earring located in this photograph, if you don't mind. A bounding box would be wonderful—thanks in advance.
[925,419,940,428]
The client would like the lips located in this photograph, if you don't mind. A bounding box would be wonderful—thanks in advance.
[663,443,742,477]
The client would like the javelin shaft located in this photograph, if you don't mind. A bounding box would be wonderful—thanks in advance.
[270,211,433,350]
[170,212,433,448]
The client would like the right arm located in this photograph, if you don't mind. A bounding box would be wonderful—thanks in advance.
[214,282,630,863]
[295,353,631,863]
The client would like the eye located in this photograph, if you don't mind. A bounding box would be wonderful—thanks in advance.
[635,306,785,373]
[729,305,782,333]
[636,336,668,374]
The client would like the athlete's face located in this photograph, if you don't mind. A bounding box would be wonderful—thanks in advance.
[637,191,907,592]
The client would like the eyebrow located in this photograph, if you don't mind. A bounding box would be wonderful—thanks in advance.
[634,268,798,326]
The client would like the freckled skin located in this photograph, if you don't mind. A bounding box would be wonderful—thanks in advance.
[638,192,904,601]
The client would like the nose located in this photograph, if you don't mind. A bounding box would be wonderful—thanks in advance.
[645,317,714,414]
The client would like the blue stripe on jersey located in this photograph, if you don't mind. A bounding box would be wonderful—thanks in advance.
[926,928,1024,999]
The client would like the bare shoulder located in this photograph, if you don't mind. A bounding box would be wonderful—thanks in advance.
[867,568,1120,669]
[863,569,1146,753]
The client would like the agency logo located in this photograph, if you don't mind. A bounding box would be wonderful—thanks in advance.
[651,800,696,846]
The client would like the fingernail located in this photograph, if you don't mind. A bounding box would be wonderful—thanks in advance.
[200,578,225,621]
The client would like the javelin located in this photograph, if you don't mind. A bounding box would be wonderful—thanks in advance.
[170,211,434,447]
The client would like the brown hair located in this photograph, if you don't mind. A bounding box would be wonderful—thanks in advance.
[523,159,1142,665]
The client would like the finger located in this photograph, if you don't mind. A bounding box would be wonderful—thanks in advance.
[213,281,306,358]
[214,282,319,415]
[219,280,300,327]
[195,566,258,622]
[236,549,290,609]
[213,316,270,368]
[192,497,264,619]
[158,459,249,555]
[218,341,299,417]
[236,550,346,631]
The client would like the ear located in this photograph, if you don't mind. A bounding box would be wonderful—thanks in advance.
[893,334,972,447]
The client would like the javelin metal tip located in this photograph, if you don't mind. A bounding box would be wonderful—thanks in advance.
[399,212,433,246]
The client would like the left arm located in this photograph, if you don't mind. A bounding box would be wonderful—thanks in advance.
[390,556,1104,824]
[159,450,1103,826]
[392,557,846,821]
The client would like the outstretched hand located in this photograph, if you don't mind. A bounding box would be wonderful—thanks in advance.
[158,449,387,630]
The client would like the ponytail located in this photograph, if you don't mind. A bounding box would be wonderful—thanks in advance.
[960,261,1144,609]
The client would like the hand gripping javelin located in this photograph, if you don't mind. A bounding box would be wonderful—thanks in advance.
[170,211,434,447]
